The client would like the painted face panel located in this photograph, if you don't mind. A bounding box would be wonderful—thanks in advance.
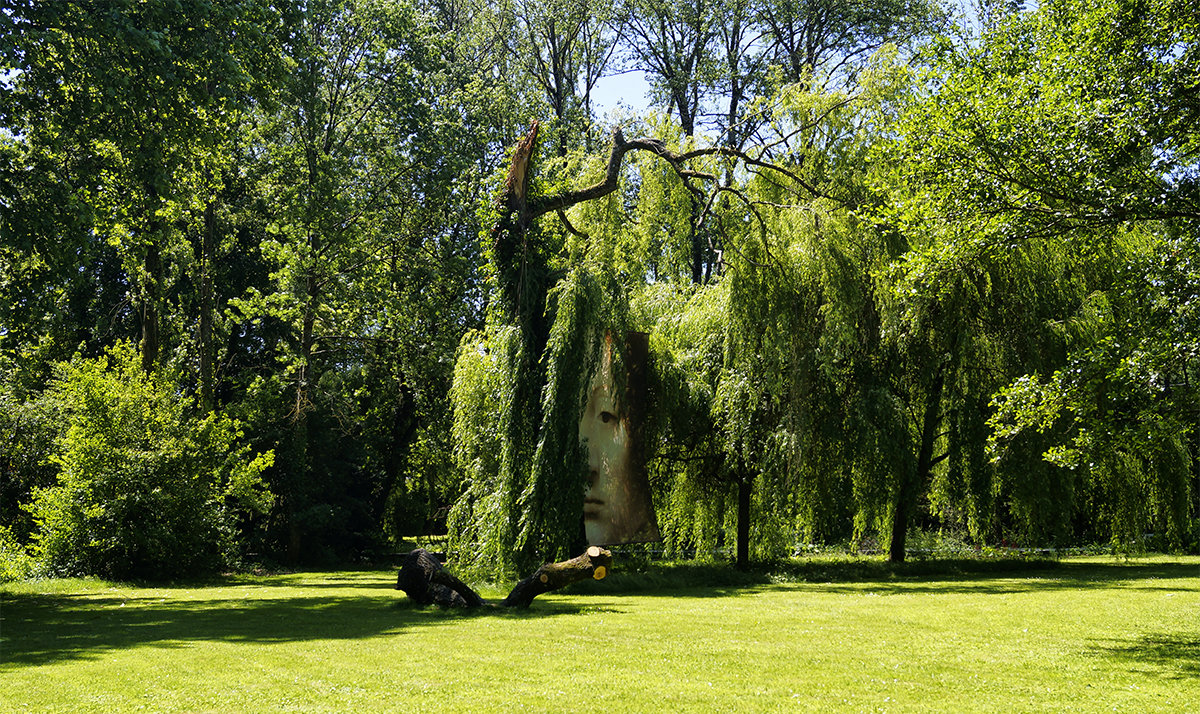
[578,333,660,546]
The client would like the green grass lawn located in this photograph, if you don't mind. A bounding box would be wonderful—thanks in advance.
[2,555,1198,713]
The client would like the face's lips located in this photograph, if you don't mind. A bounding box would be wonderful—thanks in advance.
[583,497,605,520]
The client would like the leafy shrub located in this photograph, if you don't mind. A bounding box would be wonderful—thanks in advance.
[0,525,36,582]
[0,356,62,548]
[27,343,273,580]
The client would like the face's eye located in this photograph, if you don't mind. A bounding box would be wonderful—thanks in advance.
[600,411,617,424]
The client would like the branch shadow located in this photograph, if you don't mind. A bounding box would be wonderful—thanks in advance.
[1090,633,1200,679]
[0,585,615,670]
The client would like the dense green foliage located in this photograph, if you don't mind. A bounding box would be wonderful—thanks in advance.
[28,343,272,578]
[1,0,1197,579]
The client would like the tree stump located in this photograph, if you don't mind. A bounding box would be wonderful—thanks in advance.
[395,546,612,609]
[395,548,484,608]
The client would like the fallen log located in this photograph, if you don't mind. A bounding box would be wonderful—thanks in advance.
[501,546,612,608]
[395,546,612,609]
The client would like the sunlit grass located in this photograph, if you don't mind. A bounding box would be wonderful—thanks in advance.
[2,555,1197,712]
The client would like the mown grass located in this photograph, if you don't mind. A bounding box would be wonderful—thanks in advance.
[1,555,1197,712]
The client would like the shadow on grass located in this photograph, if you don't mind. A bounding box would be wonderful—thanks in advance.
[569,556,1200,598]
[0,588,617,670]
[4,557,1194,670]
[221,572,401,590]
[1092,633,1200,679]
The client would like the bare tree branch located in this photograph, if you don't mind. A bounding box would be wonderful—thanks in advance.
[526,126,822,222]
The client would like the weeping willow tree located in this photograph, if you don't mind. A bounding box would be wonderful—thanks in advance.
[447,124,619,579]
[447,120,800,577]
[890,0,1200,554]
[640,181,891,565]
[633,50,938,565]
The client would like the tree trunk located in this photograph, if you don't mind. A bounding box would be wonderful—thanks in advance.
[141,241,162,374]
[490,121,540,325]
[199,201,215,411]
[889,369,945,563]
[673,86,696,138]
[374,377,418,526]
[285,245,320,566]
[888,473,914,563]
[736,472,752,569]
[396,546,612,609]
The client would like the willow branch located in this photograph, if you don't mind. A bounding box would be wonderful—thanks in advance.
[527,127,817,221]
[556,208,589,238]
[527,129,664,219]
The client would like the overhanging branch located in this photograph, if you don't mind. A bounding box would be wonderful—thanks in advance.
[526,127,823,223]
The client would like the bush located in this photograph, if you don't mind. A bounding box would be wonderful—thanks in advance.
[0,525,36,582]
[27,343,274,580]
[0,355,62,548]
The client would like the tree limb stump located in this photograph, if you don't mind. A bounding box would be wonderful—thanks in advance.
[500,546,613,609]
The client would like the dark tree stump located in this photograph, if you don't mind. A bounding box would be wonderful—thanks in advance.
[395,548,484,608]
[395,546,613,609]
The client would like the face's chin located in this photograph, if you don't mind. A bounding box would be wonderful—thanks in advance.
[583,491,608,540]
[584,518,607,546]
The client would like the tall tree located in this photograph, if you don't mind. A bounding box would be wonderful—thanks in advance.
[511,0,620,153]
[238,0,445,561]
[890,0,1199,554]
[620,0,719,137]
[0,0,279,373]
[755,0,944,89]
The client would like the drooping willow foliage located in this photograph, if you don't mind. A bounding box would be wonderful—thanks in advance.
[449,264,631,579]
[636,282,731,559]
[447,0,1200,575]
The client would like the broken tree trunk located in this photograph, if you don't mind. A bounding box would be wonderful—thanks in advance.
[501,546,613,609]
[395,546,612,609]
[395,548,485,608]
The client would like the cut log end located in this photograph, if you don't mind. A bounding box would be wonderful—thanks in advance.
[499,547,614,609]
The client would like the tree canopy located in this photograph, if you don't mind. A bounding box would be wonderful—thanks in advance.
[1,0,1196,580]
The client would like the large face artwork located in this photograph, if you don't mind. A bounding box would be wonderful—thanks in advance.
[578,332,660,546]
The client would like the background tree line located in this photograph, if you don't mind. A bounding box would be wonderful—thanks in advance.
[1,0,1196,580]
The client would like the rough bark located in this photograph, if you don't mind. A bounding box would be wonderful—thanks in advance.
[395,548,485,608]
[501,546,613,608]
[395,546,612,609]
